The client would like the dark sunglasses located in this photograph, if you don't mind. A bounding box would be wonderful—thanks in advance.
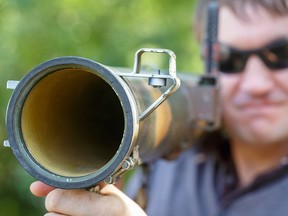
[218,38,288,74]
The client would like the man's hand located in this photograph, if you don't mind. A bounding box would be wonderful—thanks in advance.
[30,181,147,216]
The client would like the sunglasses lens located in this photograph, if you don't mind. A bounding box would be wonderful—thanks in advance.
[219,52,247,74]
[218,39,288,73]
[268,43,288,69]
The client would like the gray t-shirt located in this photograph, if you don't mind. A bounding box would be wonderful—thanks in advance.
[126,147,288,216]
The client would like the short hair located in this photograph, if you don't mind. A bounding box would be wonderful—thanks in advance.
[193,0,288,40]
[219,0,288,16]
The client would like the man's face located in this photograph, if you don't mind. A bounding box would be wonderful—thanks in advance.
[218,6,288,146]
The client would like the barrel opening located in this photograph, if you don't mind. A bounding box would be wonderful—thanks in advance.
[21,68,125,177]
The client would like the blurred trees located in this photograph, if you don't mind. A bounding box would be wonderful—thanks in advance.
[0,0,202,215]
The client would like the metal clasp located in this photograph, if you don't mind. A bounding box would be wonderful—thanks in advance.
[104,145,141,184]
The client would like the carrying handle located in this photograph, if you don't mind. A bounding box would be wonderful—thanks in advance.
[118,48,181,121]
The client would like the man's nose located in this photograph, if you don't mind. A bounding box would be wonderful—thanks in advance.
[239,55,274,96]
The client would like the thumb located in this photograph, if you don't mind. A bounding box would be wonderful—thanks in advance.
[97,182,147,216]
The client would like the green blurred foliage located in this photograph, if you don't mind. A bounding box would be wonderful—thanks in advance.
[0,0,203,215]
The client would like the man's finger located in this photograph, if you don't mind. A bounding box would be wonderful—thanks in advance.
[45,188,124,216]
[30,181,56,197]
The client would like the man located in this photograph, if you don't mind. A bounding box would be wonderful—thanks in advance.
[30,0,288,215]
